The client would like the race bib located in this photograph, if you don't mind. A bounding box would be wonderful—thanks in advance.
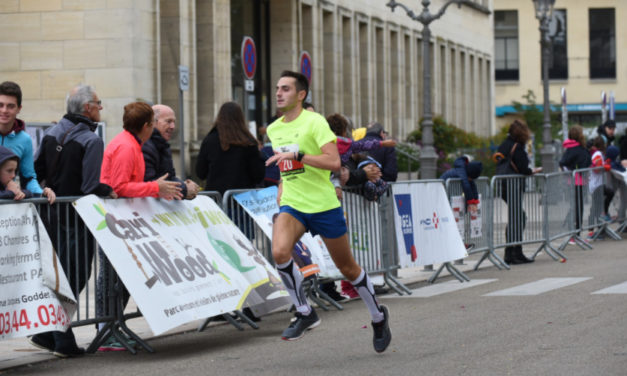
[276,144,304,176]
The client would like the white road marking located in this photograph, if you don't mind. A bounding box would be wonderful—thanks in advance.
[484,277,592,296]
[381,279,497,298]
[592,281,627,294]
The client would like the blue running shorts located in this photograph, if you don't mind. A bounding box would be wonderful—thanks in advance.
[279,206,347,239]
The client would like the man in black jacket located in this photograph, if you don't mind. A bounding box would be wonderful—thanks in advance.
[32,84,116,358]
[142,104,199,199]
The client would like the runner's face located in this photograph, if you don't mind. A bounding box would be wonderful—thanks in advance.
[276,77,304,113]
[0,160,17,186]
[0,95,21,130]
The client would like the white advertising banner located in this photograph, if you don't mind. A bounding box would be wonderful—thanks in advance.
[73,195,290,335]
[0,204,76,340]
[233,187,342,279]
[392,182,468,267]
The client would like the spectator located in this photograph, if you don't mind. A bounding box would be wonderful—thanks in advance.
[607,145,625,173]
[328,114,394,200]
[494,120,539,265]
[30,85,114,357]
[97,102,182,351]
[142,104,199,199]
[559,125,591,243]
[440,156,482,212]
[589,137,614,224]
[588,119,616,149]
[0,81,42,197]
[1,146,35,199]
[362,122,398,182]
[196,101,265,195]
[606,145,627,228]
[0,146,54,202]
[619,132,627,162]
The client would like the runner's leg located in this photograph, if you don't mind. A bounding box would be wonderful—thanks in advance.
[322,234,384,323]
[273,212,310,314]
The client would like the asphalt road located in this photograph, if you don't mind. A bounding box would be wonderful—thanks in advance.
[5,237,627,376]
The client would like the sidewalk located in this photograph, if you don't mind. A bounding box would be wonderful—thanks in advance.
[0,239,616,371]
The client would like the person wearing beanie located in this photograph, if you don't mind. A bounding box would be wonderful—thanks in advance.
[606,146,625,173]
[0,145,31,199]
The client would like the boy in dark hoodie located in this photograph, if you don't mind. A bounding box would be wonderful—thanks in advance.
[440,156,483,213]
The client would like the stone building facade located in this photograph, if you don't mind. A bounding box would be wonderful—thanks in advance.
[0,0,494,177]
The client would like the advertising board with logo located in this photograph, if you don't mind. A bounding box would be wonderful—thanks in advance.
[74,195,290,335]
[0,204,76,340]
[392,182,467,267]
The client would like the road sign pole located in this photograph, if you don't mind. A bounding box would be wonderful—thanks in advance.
[178,65,189,177]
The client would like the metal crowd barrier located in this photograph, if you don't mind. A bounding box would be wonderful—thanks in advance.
[444,177,492,270]
[542,171,591,253]
[341,186,409,295]
[608,170,627,233]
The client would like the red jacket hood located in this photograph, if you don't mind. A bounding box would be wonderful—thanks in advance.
[562,139,580,149]
[336,136,351,155]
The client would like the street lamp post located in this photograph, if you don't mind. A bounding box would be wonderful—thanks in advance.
[533,0,556,173]
[386,0,489,179]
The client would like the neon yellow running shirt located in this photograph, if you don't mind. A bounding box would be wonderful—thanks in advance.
[267,109,340,213]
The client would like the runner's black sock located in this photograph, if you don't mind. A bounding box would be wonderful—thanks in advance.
[351,269,384,323]
[277,259,311,315]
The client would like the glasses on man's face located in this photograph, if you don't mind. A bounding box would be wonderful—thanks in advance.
[89,100,102,106]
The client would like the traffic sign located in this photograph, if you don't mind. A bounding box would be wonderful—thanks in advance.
[241,36,257,80]
[178,65,189,91]
[299,51,312,83]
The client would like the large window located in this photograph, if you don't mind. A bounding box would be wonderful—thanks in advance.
[548,9,567,79]
[589,8,616,79]
[494,10,519,81]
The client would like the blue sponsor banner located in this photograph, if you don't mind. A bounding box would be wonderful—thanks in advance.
[394,194,417,262]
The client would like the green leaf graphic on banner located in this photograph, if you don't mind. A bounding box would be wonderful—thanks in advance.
[93,203,106,217]
[93,203,108,231]
[207,233,255,273]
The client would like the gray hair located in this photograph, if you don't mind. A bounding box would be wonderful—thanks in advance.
[66,85,95,114]
[152,106,162,120]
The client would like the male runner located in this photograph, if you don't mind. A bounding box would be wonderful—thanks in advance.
[265,71,391,353]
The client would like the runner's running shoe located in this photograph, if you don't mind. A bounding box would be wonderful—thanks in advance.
[372,305,391,353]
[281,309,321,341]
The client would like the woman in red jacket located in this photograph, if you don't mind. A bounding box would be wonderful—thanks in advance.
[101,101,182,199]
[97,102,182,352]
